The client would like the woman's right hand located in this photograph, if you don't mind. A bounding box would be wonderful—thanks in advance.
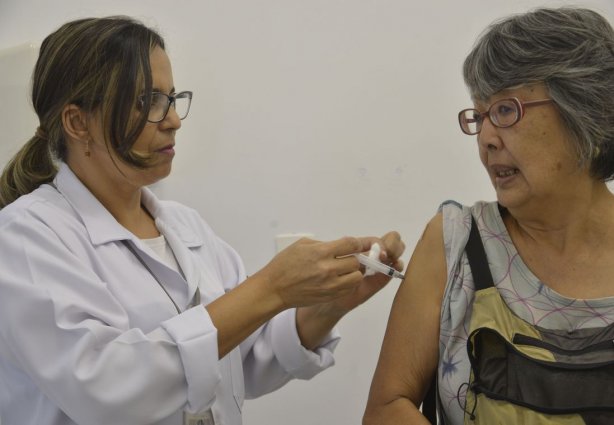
[253,236,368,309]
[207,235,374,358]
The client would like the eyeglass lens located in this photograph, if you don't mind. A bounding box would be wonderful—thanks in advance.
[148,92,192,122]
[459,99,520,135]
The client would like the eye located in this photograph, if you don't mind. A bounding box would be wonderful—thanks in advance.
[150,93,168,107]
[493,100,516,116]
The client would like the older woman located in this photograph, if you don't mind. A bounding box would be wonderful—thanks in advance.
[364,7,614,425]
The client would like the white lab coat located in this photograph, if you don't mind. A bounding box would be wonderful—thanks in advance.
[0,163,340,425]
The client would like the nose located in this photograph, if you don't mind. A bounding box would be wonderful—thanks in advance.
[477,115,501,151]
[160,105,182,130]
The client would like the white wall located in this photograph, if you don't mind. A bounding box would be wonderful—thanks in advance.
[1,1,613,424]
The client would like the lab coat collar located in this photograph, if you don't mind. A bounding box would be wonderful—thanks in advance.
[140,189,203,248]
[53,163,203,249]
[139,190,206,301]
[54,163,133,245]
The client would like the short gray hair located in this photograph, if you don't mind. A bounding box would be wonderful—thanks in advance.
[463,7,614,181]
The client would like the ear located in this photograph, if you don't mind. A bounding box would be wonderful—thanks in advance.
[61,104,90,141]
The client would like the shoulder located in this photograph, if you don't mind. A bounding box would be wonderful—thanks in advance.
[437,199,495,247]
[0,184,76,230]
[437,199,482,226]
[435,200,500,274]
[405,210,447,294]
[0,186,93,263]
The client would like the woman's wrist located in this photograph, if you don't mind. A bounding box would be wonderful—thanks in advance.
[295,304,345,350]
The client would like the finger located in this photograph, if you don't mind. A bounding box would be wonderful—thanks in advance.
[355,236,391,264]
[332,255,361,276]
[291,236,319,247]
[355,235,402,257]
[310,270,362,301]
[355,236,382,253]
[331,270,364,292]
[323,236,364,257]
[380,231,401,249]
[379,231,405,261]
[393,259,405,273]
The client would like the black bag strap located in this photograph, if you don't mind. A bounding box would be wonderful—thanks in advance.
[465,215,494,291]
[423,380,438,424]
[422,214,493,424]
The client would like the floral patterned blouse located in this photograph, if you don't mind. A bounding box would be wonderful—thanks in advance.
[438,200,614,425]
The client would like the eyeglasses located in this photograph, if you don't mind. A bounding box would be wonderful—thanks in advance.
[458,97,554,135]
[139,91,193,123]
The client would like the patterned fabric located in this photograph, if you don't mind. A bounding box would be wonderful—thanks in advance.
[438,200,614,425]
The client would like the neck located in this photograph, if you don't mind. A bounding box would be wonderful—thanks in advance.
[67,161,160,238]
[504,181,614,253]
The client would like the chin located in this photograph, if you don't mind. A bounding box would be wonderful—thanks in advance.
[495,191,530,212]
[144,165,172,186]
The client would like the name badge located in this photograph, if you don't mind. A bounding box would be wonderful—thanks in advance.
[183,409,215,425]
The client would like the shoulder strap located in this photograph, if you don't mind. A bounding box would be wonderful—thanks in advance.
[422,380,438,424]
[465,215,494,291]
[422,214,493,424]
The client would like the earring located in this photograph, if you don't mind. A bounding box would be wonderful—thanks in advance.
[84,139,91,157]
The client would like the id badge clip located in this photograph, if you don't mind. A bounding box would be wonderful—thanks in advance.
[183,409,215,425]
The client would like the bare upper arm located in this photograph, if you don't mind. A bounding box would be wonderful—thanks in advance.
[365,212,447,417]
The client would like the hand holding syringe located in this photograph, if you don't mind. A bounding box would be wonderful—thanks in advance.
[354,243,405,280]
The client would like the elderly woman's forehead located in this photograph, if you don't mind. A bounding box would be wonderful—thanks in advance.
[474,83,548,104]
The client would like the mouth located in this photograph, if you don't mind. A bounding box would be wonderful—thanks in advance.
[156,144,175,155]
[490,165,520,185]
[495,168,519,178]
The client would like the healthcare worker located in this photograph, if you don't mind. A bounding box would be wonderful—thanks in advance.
[0,16,404,425]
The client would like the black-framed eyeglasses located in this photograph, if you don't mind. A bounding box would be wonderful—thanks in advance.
[458,97,554,135]
[139,91,193,123]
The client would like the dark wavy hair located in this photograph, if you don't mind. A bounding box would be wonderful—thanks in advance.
[0,16,165,207]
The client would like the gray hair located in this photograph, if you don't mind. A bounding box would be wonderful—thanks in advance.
[463,7,614,181]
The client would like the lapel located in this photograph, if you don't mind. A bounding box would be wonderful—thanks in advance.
[54,164,222,306]
[141,188,225,304]
[54,163,134,245]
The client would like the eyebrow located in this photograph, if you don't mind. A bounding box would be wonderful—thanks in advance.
[151,86,176,94]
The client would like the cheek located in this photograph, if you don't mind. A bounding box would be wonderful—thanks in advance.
[537,131,576,173]
[478,147,488,167]
[133,127,157,150]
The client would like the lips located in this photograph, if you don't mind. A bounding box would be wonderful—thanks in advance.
[156,144,175,154]
[495,168,518,177]
[491,164,519,178]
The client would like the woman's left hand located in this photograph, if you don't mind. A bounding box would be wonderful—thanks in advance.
[295,231,405,350]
